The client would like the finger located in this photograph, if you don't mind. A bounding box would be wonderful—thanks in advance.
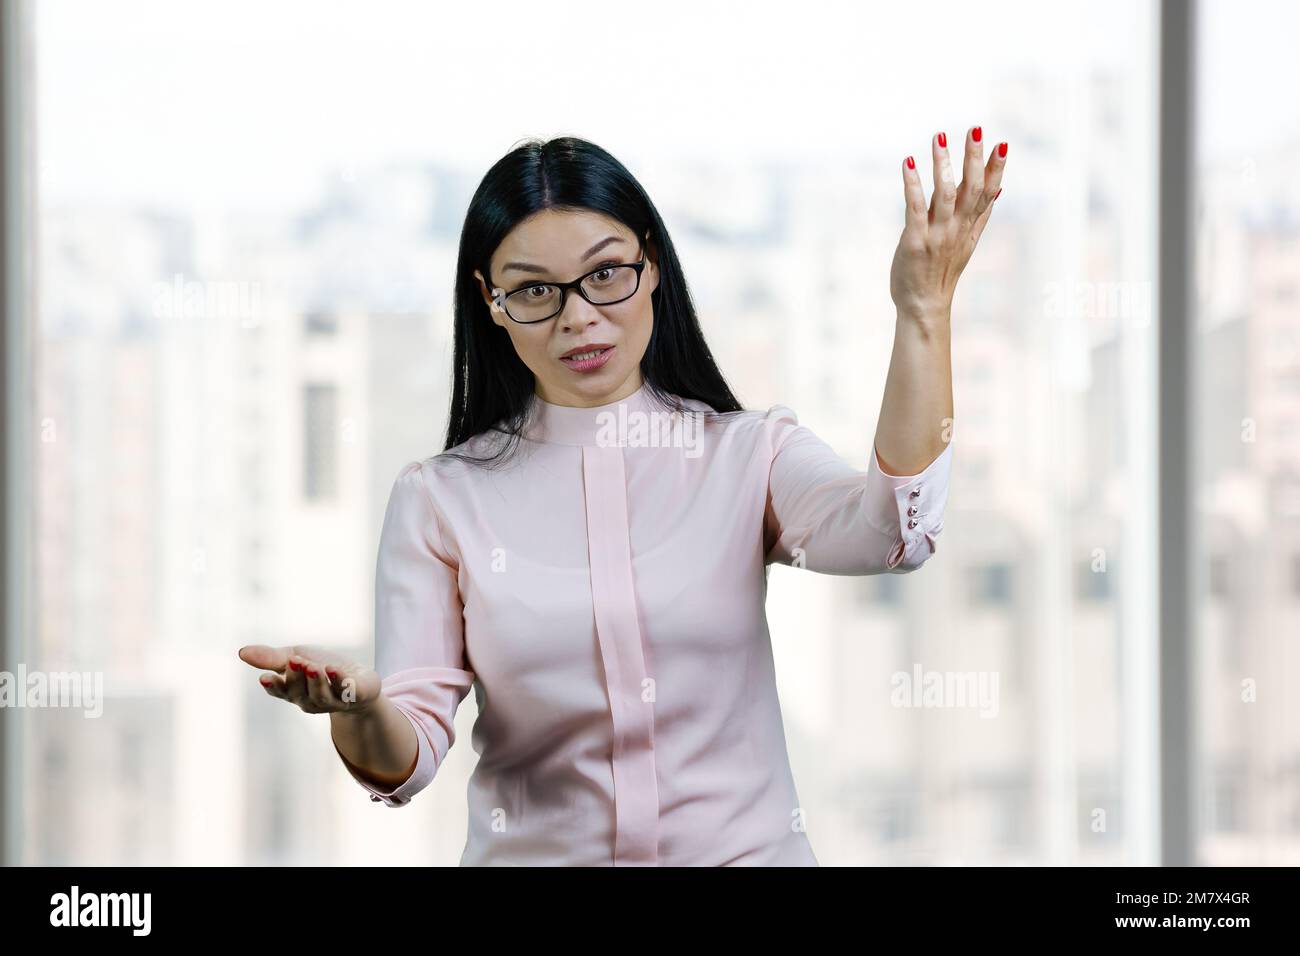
[259,671,289,701]
[969,192,997,248]
[283,655,309,704]
[972,140,1009,223]
[304,661,338,712]
[902,154,927,237]
[929,131,956,224]
[239,644,292,671]
[955,125,986,220]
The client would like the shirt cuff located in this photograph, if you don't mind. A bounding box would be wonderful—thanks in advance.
[864,441,954,571]
[333,703,435,808]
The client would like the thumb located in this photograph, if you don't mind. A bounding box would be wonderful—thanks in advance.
[237,644,291,671]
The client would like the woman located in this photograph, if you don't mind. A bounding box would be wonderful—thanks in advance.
[238,131,1008,865]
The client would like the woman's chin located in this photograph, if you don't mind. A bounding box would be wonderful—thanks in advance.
[540,363,633,403]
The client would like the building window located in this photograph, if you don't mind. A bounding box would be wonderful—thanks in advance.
[304,310,338,336]
[968,563,1013,607]
[1209,765,1242,833]
[303,383,339,501]
[1077,559,1113,602]
[858,571,903,608]
[1207,554,1230,601]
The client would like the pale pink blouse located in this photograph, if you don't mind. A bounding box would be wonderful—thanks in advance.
[338,382,953,865]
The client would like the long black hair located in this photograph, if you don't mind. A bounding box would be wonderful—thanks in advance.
[440,136,746,468]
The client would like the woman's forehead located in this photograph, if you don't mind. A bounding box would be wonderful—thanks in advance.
[494,210,633,272]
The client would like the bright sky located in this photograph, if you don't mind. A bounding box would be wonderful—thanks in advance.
[34,0,1291,213]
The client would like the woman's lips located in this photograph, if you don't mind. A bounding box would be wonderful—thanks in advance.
[560,345,614,372]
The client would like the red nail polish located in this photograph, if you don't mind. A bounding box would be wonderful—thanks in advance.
[998,142,1008,158]
[995,188,1002,199]
[937,132,947,148]
[972,126,982,143]
[306,668,317,679]
[288,660,300,671]
[326,668,338,679]
[905,155,915,170]
[259,676,271,685]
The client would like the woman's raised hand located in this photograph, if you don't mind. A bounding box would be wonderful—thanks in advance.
[238,644,382,716]
[890,127,1008,320]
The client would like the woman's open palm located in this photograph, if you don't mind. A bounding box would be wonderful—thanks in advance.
[890,127,1008,318]
[238,644,382,715]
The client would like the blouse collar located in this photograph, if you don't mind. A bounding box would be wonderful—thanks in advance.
[522,382,662,446]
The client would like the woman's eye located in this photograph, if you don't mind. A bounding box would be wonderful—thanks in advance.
[526,285,550,298]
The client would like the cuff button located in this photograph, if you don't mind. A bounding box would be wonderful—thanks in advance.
[909,488,921,498]
[907,518,918,529]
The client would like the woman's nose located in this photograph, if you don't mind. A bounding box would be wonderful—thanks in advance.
[557,294,602,332]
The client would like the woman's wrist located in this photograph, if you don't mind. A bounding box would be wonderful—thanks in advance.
[894,305,952,344]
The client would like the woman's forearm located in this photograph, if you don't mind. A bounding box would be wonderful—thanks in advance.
[873,308,954,476]
[329,694,420,788]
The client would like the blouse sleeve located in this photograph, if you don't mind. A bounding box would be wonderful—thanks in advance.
[762,405,954,574]
[335,460,476,807]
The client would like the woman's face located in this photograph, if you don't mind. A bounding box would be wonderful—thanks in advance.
[474,208,658,408]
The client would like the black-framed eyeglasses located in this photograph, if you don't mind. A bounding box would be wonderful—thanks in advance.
[488,243,647,324]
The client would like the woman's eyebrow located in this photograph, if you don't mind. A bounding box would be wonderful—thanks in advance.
[501,236,626,275]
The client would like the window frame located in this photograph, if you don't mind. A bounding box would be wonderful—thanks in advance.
[0,0,1204,867]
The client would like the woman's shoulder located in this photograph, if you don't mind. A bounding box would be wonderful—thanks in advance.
[672,393,801,431]
[661,391,786,422]
[421,427,512,476]
[658,393,806,460]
